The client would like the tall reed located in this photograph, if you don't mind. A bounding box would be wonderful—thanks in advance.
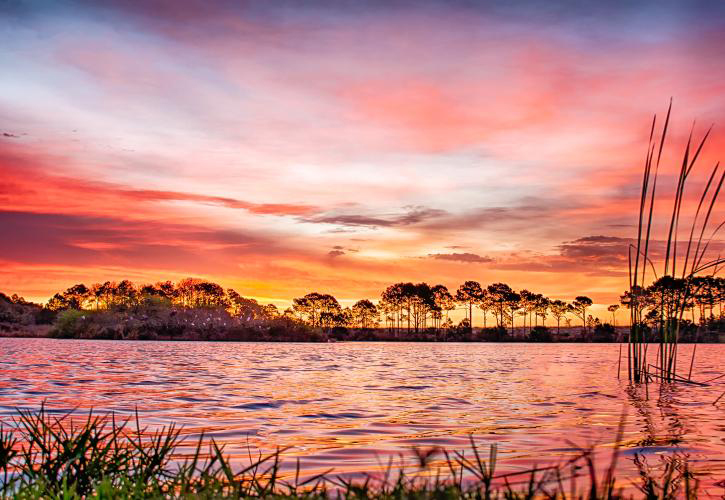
[629,102,724,383]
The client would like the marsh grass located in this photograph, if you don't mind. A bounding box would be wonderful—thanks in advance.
[0,406,702,499]
[628,102,725,383]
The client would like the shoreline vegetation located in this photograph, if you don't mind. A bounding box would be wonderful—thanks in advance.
[0,406,701,499]
[2,277,725,343]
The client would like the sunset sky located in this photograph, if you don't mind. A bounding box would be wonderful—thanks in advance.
[2,1,725,322]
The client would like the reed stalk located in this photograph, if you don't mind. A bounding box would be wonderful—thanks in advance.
[628,102,724,383]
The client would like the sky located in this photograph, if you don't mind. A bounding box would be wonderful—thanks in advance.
[2,1,725,322]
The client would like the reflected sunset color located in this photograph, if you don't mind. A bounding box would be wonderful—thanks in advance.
[2,339,725,491]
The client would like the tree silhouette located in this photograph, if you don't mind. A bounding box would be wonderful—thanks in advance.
[607,304,620,328]
[292,292,340,328]
[140,281,177,304]
[352,299,378,329]
[487,283,514,328]
[227,289,264,321]
[570,296,593,331]
[380,283,407,334]
[177,278,202,308]
[409,283,436,332]
[115,280,138,307]
[549,299,569,334]
[46,293,67,312]
[319,302,345,329]
[456,281,483,330]
[262,303,279,319]
[431,284,454,330]
[518,290,536,333]
[97,281,117,309]
[504,291,522,335]
[89,283,104,309]
[535,295,550,328]
[477,289,493,328]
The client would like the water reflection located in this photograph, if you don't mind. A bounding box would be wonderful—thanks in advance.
[1,339,724,488]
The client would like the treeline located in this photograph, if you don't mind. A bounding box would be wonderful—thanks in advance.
[3,274,724,342]
[293,277,725,335]
[621,275,725,335]
[291,282,596,335]
[42,278,597,334]
[377,282,594,334]
[46,279,279,321]
[0,292,54,327]
[12,278,597,341]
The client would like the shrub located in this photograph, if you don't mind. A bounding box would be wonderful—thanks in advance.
[480,326,509,342]
[529,326,552,342]
[34,308,57,325]
[593,322,616,342]
[329,326,348,339]
[0,294,43,325]
[50,309,87,338]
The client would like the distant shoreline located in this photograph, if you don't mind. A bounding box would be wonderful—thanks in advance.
[2,325,723,344]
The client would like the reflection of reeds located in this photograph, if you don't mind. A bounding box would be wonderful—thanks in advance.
[629,102,724,383]
[0,407,700,498]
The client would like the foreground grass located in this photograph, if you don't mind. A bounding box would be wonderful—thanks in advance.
[0,407,700,499]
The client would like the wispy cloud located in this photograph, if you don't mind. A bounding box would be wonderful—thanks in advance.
[428,252,494,264]
[302,207,447,228]
[557,235,631,266]
[0,143,320,218]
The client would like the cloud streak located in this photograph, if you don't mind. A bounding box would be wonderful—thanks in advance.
[428,252,494,264]
[302,207,447,228]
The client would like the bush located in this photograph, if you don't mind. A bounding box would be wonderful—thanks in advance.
[0,294,43,326]
[34,308,57,325]
[51,309,87,338]
[593,323,616,342]
[528,326,552,342]
[479,326,509,342]
[329,326,348,339]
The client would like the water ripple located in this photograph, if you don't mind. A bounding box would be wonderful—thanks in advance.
[1,339,724,488]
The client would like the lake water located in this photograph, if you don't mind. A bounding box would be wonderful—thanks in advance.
[2,339,724,492]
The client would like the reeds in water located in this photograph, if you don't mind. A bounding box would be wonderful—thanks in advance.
[628,102,724,383]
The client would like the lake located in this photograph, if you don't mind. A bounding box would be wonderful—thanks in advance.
[1,339,724,491]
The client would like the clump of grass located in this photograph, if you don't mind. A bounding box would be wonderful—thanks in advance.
[0,407,702,499]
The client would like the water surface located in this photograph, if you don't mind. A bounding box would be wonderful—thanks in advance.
[2,340,724,491]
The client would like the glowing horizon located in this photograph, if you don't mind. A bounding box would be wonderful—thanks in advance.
[2,1,725,322]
